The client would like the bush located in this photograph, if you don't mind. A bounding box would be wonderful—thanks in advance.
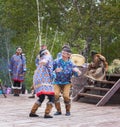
[108,59,120,74]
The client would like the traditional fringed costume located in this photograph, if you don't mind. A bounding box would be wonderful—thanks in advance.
[87,51,108,81]
[33,55,54,96]
[9,47,26,96]
[53,48,81,116]
[28,45,48,98]
[29,49,54,118]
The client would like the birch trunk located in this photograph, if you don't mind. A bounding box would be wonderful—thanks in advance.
[36,0,41,48]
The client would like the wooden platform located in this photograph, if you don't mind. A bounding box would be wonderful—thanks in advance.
[0,94,120,127]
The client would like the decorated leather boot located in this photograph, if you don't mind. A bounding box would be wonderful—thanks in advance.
[44,103,53,118]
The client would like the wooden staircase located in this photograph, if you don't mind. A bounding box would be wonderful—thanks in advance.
[73,74,120,106]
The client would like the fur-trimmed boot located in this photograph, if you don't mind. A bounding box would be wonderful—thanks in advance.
[29,103,40,117]
[17,89,21,96]
[13,89,19,96]
[65,104,71,116]
[44,103,53,118]
[54,102,62,115]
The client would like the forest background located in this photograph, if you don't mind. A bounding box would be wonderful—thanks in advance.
[0,0,119,90]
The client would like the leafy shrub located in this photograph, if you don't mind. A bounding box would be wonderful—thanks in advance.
[108,59,120,74]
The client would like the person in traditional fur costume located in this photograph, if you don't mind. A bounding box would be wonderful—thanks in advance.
[86,51,108,82]
[29,49,54,118]
[9,47,26,96]
[28,45,48,99]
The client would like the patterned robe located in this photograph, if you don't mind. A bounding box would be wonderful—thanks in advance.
[9,54,26,82]
[33,54,54,97]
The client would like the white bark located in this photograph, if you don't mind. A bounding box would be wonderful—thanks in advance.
[5,32,13,86]
[36,0,42,48]
[50,28,58,53]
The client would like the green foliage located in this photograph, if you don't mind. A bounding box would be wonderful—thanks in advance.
[108,59,120,74]
[0,0,120,88]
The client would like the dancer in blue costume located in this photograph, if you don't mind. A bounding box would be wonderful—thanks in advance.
[53,48,81,116]
[29,49,54,118]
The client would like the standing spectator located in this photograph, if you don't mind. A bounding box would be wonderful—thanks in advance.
[53,48,81,116]
[29,49,54,118]
[9,47,26,96]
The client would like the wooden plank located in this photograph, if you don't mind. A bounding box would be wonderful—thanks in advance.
[78,93,103,99]
[95,80,115,85]
[96,79,120,106]
[84,86,110,92]
[85,74,115,85]
[106,74,120,82]
[106,74,120,77]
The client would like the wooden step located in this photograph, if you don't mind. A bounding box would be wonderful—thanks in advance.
[84,86,110,92]
[106,74,120,78]
[78,93,103,99]
[95,80,115,85]
[106,74,120,82]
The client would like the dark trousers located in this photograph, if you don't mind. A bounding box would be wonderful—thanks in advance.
[13,81,21,87]
[38,94,54,104]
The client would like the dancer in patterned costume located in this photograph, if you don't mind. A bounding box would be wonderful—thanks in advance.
[9,47,26,96]
[29,49,54,118]
[53,48,81,116]
[29,44,47,98]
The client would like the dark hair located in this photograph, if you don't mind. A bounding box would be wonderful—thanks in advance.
[91,50,98,56]
[62,44,70,49]
[39,49,46,57]
[62,48,72,53]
